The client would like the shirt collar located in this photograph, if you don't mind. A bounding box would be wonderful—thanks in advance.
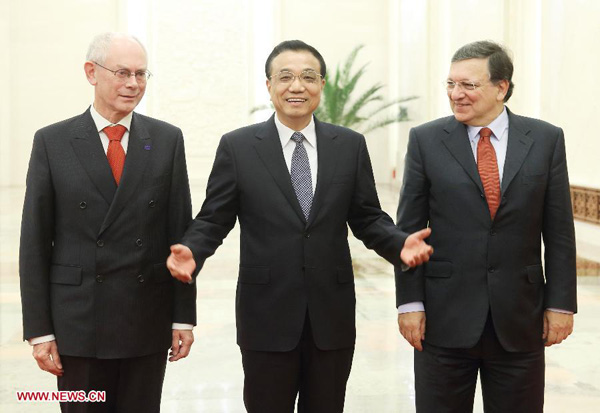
[274,114,317,149]
[90,104,133,133]
[467,106,509,141]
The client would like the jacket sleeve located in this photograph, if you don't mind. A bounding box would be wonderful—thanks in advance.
[347,135,407,266]
[541,128,577,312]
[19,131,56,340]
[168,131,197,325]
[395,128,430,307]
[181,135,239,272]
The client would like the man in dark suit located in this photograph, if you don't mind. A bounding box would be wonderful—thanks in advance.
[167,40,433,412]
[395,40,577,412]
[19,32,196,412]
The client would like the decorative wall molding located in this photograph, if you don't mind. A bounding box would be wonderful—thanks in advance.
[571,186,600,225]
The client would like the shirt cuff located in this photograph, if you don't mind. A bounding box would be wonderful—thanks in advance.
[546,308,574,315]
[28,335,56,346]
[172,323,194,330]
[398,302,425,314]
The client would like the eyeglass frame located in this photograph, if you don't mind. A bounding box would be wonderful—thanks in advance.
[269,70,324,85]
[445,79,490,92]
[93,61,152,82]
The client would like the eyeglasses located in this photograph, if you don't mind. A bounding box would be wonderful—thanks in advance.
[445,80,484,92]
[270,70,323,85]
[93,62,152,82]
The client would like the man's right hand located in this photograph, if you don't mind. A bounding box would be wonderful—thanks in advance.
[167,244,196,283]
[398,311,426,351]
[32,341,63,376]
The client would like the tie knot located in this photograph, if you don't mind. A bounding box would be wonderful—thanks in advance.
[480,127,492,141]
[104,125,127,142]
[291,132,305,144]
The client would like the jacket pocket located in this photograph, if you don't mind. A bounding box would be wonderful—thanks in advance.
[49,265,82,286]
[522,173,546,185]
[239,266,270,284]
[153,262,172,283]
[526,264,544,284]
[337,267,354,284]
[424,261,453,278]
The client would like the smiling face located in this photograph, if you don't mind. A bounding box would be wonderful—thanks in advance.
[447,58,508,126]
[266,50,324,131]
[84,36,148,123]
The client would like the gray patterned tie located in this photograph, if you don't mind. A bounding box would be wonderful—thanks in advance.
[290,132,313,220]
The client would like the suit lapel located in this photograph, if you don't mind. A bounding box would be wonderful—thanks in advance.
[253,115,306,223]
[71,109,117,206]
[441,117,484,193]
[99,113,151,235]
[306,118,338,228]
[501,111,533,194]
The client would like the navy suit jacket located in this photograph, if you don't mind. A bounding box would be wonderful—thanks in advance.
[395,108,577,352]
[182,115,407,352]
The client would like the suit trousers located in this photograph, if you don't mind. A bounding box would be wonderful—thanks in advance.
[414,314,545,413]
[57,351,167,413]
[240,313,354,413]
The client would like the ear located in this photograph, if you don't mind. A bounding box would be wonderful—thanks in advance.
[266,78,272,96]
[84,61,97,86]
[496,79,509,102]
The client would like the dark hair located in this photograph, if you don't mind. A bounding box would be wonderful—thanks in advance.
[264,40,326,79]
[452,40,514,102]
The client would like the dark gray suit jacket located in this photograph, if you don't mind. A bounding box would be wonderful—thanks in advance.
[20,108,197,359]
[395,108,577,352]
[182,115,407,352]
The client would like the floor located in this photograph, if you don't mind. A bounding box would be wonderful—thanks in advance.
[1,184,599,412]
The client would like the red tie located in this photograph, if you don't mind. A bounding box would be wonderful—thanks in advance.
[477,127,501,220]
[104,125,127,185]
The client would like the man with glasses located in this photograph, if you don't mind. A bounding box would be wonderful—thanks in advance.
[395,40,576,412]
[167,39,433,412]
[19,32,196,412]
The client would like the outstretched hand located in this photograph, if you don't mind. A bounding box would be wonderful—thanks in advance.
[400,228,433,268]
[167,244,196,283]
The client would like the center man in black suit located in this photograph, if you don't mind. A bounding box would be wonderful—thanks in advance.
[167,40,433,412]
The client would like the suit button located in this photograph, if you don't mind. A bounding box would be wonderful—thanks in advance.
[490,229,497,236]
[488,266,495,273]
[97,240,104,247]
[304,232,311,239]
[96,275,103,283]
[148,200,156,208]
[137,274,145,283]
[136,239,143,247]
[79,201,87,209]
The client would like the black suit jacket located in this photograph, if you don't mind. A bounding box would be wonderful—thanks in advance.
[20,108,197,359]
[395,108,577,352]
[182,115,406,352]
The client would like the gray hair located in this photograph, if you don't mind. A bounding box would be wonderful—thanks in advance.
[86,32,147,64]
[452,40,514,102]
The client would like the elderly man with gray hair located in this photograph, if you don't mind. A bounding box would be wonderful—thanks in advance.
[19,32,196,412]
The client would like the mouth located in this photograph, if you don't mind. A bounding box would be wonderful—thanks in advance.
[286,98,307,105]
[120,95,138,100]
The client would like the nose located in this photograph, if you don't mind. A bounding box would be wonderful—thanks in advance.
[450,84,464,101]
[288,76,305,92]
[124,73,139,88]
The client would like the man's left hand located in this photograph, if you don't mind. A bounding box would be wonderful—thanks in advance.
[169,329,194,362]
[400,228,434,267]
[543,310,574,347]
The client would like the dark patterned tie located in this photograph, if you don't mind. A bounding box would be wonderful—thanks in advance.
[477,127,501,220]
[290,132,313,220]
[104,125,127,185]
